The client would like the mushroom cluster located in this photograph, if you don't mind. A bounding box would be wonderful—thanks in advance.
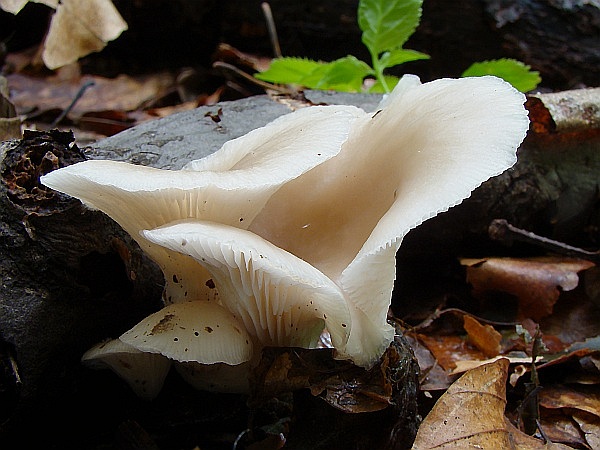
[41,75,529,399]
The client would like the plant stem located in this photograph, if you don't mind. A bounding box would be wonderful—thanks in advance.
[372,54,390,93]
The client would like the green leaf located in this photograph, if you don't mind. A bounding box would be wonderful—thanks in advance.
[379,48,429,69]
[358,0,423,57]
[254,57,324,84]
[461,58,541,92]
[301,56,373,92]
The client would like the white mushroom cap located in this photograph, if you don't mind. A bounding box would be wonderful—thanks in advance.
[40,105,364,304]
[142,220,351,352]
[248,75,529,367]
[81,338,171,400]
[120,301,253,365]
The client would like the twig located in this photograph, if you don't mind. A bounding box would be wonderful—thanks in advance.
[489,219,600,263]
[212,61,291,93]
[261,2,282,58]
[50,80,95,128]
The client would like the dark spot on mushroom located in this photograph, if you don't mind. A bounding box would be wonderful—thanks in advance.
[173,337,179,342]
[239,217,244,222]
[233,326,241,334]
[323,314,327,319]
[206,279,215,289]
[173,274,179,283]
[205,326,213,333]
[194,331,199,337]
[342,323,347,328]
[181,239,187,246]
[185,348,188,352]
[151,314,176,334]
[246,340,249,344]
[372,109,382,118]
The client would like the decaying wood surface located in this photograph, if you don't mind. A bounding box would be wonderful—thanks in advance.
[0,86,598,448]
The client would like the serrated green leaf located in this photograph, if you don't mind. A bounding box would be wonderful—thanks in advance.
[366,75,400,93]
[301,56,373,92]
[461,58,541,92]
[254,57,324,84]
[358,0,423,57]
[379,48,429,69]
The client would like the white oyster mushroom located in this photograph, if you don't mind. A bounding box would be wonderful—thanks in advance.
[41,74,529,395]
[40,105,363,305]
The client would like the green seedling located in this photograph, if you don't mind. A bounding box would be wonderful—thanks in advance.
[255,0,540,93]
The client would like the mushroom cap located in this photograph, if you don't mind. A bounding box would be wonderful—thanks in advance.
[40,104,364,304]
[120,301,253,365]
[246,75,529,367]
[82,339,171,400]
[142,220,351,352]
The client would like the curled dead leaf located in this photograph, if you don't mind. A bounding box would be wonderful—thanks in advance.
[463,314,502,358]
[461,257,595,321]
[42,0,127,69]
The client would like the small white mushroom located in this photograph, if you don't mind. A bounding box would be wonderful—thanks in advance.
[120,301,253,365]
[82,339,171,400]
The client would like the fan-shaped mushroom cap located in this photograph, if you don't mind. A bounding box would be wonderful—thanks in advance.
[120,301,253,365]
[40,105,364,304]
[82,339,171,400]
[142,220,351,352]
[248,75,529,367]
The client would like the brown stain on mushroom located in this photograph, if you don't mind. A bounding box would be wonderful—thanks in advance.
[150,314,176,334]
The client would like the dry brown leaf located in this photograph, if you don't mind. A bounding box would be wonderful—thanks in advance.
[539,409,590,449]
[412,358,511,449]
[539,385,600,419]
[572,411,600,449]
[8,72,173,117]
[42,0,127,69]
[417,333,488,371]
[451,355,541,376]
[505,418,576,449]
[463,314,502,357]
[461,257,594,321]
